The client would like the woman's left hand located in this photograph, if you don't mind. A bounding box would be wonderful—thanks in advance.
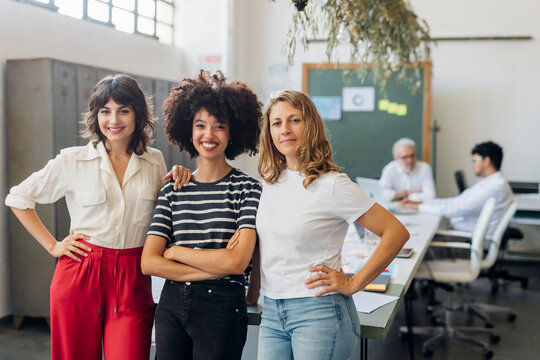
[305,265,356,296]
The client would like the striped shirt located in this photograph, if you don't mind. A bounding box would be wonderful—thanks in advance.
[148,168,262,285]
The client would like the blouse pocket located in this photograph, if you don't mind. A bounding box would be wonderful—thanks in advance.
[75,188,106,207]
[135,186,158,226]
[74,188,107,229]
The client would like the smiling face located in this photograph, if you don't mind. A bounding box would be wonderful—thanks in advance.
[192,108,230,162]
[97,98,136,147]
[268,100,305,170]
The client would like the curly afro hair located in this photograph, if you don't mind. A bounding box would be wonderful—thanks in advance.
[163,70,262,160]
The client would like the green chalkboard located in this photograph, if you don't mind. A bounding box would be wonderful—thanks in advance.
[302,63,432,180]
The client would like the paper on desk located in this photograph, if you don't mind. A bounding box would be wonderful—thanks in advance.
[352,291,399,314]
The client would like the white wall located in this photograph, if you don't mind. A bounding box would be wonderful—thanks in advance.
[233,0,540,196]
[0,0,186,317]
[411,0,540,196]
[175,0,228,76]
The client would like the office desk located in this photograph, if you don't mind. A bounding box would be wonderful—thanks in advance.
[357,213,440,340]
[508,194,540,257]
[514,193,540,225]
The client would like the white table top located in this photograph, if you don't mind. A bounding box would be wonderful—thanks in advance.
[342,211,441,339]
[392,213,441,289]
[515,193,540,211]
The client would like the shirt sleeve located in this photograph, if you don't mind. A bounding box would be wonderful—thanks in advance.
[237,180,262,230]
[379,164,397,202]
[5,152,68,209]
[410,163,436,201]
[419,182,488,217]
[147,181,174,244]
[332,173,376,224]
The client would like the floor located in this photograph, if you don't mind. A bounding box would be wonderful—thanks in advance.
[1,261,538,360]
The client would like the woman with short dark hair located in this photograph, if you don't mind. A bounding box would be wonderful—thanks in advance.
[6,74,168,360]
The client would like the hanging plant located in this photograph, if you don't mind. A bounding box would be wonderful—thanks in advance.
[275,0,433,93]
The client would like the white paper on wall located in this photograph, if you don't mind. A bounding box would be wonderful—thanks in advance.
[342,87,375,112]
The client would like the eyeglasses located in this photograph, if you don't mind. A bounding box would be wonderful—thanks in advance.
[398,154,416,160]
[471,156,483,163]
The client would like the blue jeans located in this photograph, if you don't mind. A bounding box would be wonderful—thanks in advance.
[258,295,361,360]
[155,280,248,360]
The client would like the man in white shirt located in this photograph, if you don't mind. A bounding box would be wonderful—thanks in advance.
[379,138,436,202]
[401,141,513,236]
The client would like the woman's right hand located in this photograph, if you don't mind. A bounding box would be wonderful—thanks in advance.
[163,165,192,190]
[50,232,92,261]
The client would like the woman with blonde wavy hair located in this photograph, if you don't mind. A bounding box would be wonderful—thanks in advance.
[255,90,410,359]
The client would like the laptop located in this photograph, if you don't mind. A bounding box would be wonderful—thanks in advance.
[355,177,388,206]
[355,176,417,214]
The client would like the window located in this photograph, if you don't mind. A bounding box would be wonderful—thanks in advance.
[16,0,175,45]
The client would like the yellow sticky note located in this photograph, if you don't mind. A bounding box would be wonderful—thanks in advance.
[378,99,389,111]
[387,102,399,114]
[397,104,407,116]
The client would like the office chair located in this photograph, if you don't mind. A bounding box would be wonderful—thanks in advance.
[454,170,467,193]
[453,171,528,294]
[400,198,498,359]
[485,226,528,295]
[436,201,518,328]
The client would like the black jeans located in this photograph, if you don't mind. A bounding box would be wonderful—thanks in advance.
[155,280,248,360]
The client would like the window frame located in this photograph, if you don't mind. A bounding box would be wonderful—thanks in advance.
[14,0,175,44]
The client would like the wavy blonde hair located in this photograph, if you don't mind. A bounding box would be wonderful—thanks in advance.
[258,90,341,188]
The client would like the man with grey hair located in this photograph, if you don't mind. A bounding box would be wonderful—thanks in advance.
[379,137,436,202]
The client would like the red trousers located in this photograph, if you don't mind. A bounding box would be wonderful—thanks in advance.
[50,241,155,360]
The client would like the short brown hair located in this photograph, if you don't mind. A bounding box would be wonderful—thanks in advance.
[162,70,261,160]
[80,74,155,155]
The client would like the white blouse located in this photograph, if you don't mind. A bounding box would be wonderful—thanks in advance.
[5,142,166,249]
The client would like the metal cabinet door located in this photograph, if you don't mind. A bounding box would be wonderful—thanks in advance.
[76,65,99,146]
[53,61,79,247]
[153,79,172,166]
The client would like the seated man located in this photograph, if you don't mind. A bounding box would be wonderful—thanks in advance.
[401,141,513,236]
[380,137,436,202]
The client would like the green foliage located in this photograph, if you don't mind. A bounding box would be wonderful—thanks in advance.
[274,0,433,93]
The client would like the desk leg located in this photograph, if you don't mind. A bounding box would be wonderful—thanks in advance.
[405,283,416,360]
[360,338,368,360]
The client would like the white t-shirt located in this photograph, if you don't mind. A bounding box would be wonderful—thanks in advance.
[256,170,375,299]
[379,160,436,202]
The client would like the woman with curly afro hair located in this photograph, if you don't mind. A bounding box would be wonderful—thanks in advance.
[142,70,262,360]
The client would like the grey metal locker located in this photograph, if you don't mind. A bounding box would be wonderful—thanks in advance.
[134,75,154,101]
[6,59,60,326]
[53,61,79,249]
[154,79,172,166]
[75,65,99,146]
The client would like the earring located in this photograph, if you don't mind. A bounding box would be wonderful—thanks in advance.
[190,137,193,143]
[228,138,232,145]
